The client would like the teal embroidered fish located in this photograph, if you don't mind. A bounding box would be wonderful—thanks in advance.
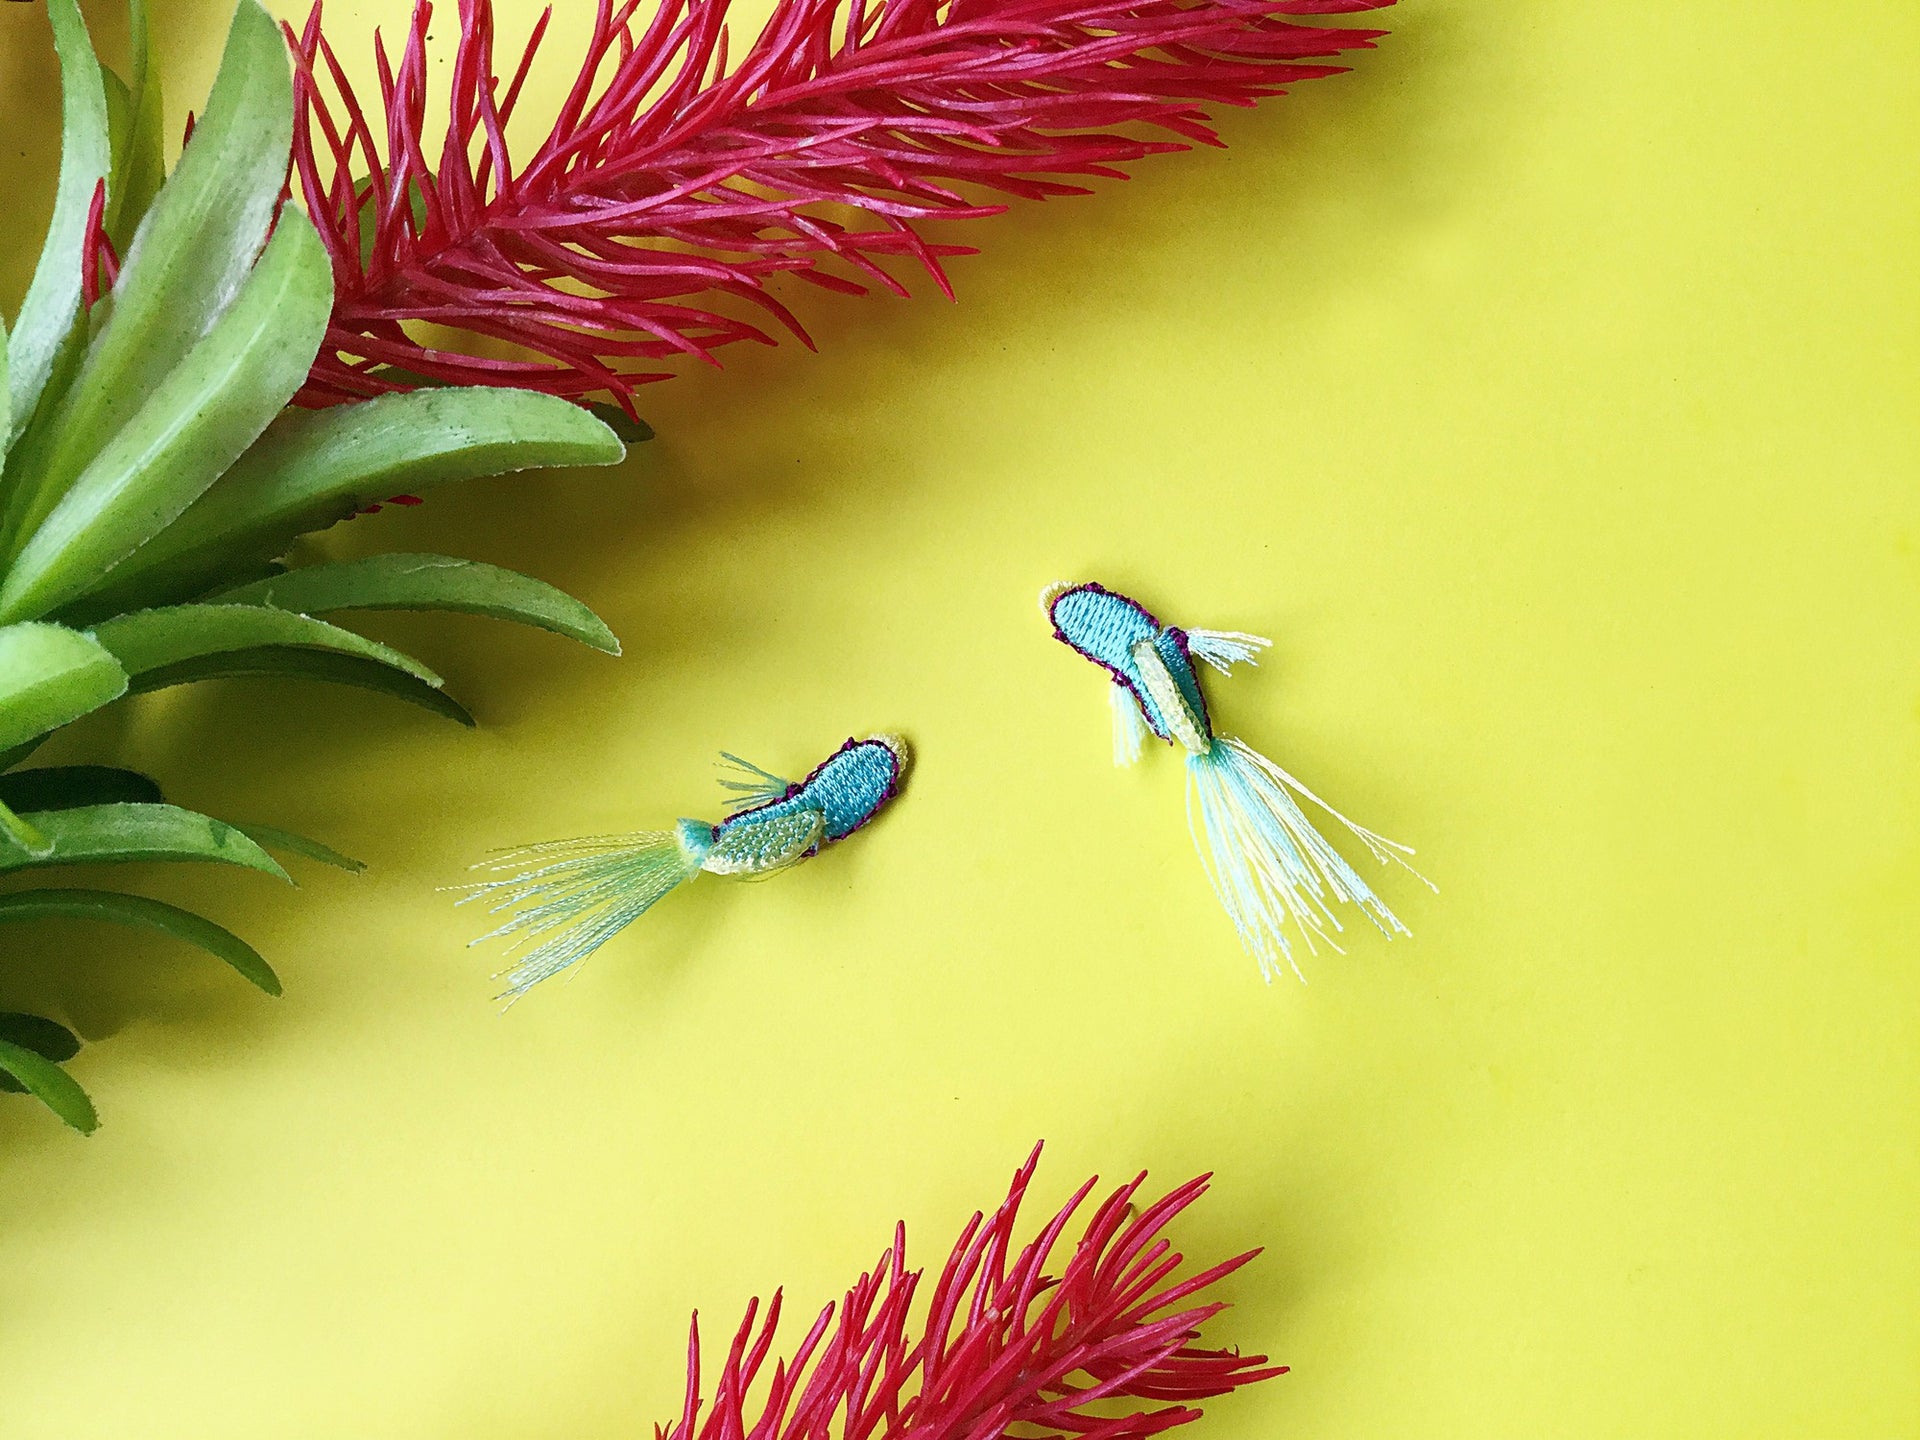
[1043,582,1430,980]
[464,735,909,1000]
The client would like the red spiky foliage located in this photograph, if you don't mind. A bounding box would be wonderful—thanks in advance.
[286,0,1391,414]
[658,1148,1283,1440]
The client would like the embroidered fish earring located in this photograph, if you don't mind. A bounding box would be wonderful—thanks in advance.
[463,735,909,1001]
[1042,582,1430,981]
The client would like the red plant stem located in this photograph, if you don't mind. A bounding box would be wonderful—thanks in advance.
[80,178,120,308]
[286,0,1392,411]
[658,1147,1283,1440]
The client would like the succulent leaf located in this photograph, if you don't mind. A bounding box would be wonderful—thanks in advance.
[233,823,364,875]
[102,0,166,253]
[2,0,109,459]
[0,803,289,881]
[0,212,335,623]
[89,603,442,689]
[84,389,624,613]
[0,800,50,859]
[0,1024,96,1133]
[1,0,295,544]
[0,889,280,995]
[128,647,476,727]
[0,621,129,756]
[216,554,621,655]
[0,1013,83,1070]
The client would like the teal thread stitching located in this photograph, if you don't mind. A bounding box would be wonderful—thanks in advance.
[1043,580,1432,981]
[1045,583,1211,744]
[462,734,909,1001]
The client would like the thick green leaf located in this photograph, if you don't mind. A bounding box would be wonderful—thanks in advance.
[233,823,364,875]
[0,1034,96,1133]
[130,647,476,727]
[0,798,51,858]
[103,0,165,253]
[0,766,162,812]
[85,389,625,613]
[0,1013,82,1067]
[90,603,442,688]
[360,371,654,446]
[0,803,289,880]
[215,554,621,655]
[2,0,110,459]
[0,621,129,754]
[0,0,295,547]
[102,66,133,198]
[0,213,334,623]
[0,888,280,994]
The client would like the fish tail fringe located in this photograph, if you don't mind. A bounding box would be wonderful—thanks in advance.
[458,828,709,1002]
[1185,736,1430,982]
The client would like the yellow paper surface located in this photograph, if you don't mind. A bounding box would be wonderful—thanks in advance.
[0,0,1914,1434]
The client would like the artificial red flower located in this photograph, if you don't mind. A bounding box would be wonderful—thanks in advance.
[657,1147,1283,1440]
[286,0,1391,412]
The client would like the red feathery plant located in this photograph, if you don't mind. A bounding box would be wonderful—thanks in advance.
[662,1148,1283,1440]
[285,0,1393,413]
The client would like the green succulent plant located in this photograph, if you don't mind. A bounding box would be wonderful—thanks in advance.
[0,0,632,1132]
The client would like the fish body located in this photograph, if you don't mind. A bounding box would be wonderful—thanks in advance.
[1046,582,1214,752]
[707,736,907,866]
[468,735,908,1000]
[1043,580,1429,981]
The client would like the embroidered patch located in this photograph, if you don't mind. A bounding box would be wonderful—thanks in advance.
[462,733,911,1001]
[721,735,908,845]
[1041,579,1432,980]
[1043,581,1212,746]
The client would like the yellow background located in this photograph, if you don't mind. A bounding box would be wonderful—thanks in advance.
[0,0,1915,1433]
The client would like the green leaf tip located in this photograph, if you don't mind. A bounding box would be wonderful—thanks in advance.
[236,823,365,876]
[4,0,110,456]
[80,387,625,615]
[0,622,129,756]
[89,603,445,690]
[0,890,281,995]
[128,647,478,728]
[0,803,291,882]
[216,554,622,656]
[0,1028,96,1134]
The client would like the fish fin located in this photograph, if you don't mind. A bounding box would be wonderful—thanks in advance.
[704,807,824,878]
[1185,629,1272,676]
[1131,638,1209,753]
[1110,683,1148,767]
[457,828,708,1002]
[716,751,792,813]
[1185,736,1431,982]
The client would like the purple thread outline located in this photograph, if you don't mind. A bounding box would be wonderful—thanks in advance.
[719,734,907,852]
[1044,581,1214,743]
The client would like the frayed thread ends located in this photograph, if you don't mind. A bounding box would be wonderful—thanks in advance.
[1111,684,1149,767]
[1186,736,1432,982]
[1185,628,1272,675]
[458,822,712,1003]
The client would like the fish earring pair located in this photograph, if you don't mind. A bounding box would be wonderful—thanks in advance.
[466,582,1428,1000]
